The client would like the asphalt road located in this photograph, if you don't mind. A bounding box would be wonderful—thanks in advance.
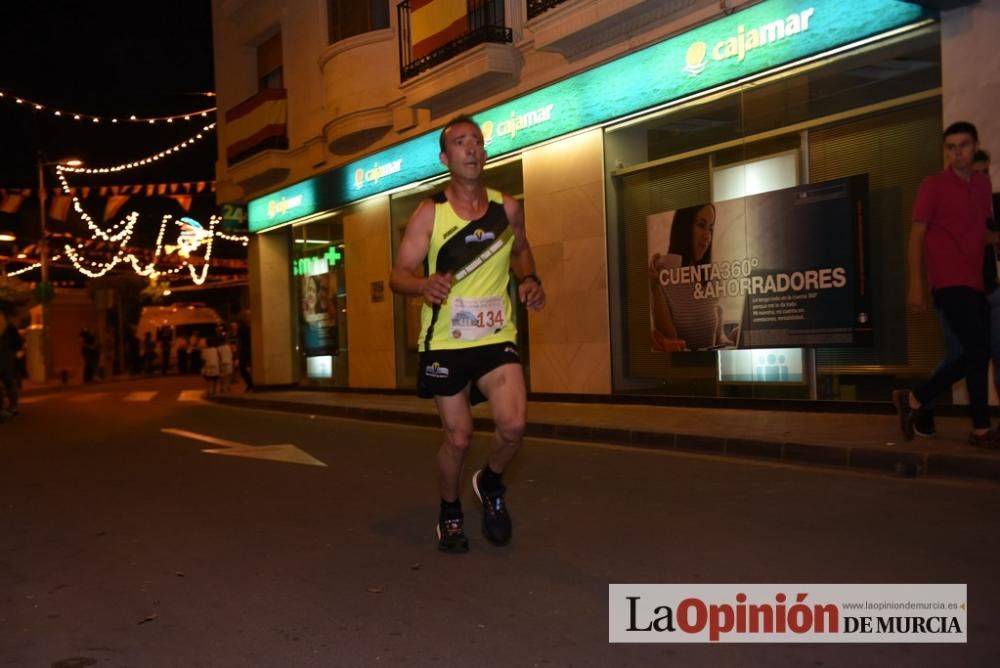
[2,376,998,667]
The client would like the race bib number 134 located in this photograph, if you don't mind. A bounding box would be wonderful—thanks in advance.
[450,296,504,340]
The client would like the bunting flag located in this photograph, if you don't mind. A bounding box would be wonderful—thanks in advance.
[1,191,25,214]
[103,195,131,222]
[411,0,468,61]
[225,87,288,165]
[171,194,192,212]
[48,195,73,222]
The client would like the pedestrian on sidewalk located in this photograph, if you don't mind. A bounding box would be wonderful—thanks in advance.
[189,332,204,374]
[201,336,221,396]
[142,332,156,375]
[911,147,1000,437]
[176,333,190,374]
[80,328,99,384]
[158,325,173,375]
[894,121,997,447]
[390,114,546,553]
[217,335,233,393]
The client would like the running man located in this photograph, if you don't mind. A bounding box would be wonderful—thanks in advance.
[390,114,545,553]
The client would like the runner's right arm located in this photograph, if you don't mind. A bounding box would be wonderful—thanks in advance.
[390,198,453,304]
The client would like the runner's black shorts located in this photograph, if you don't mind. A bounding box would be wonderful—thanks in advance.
[418,342,521,405]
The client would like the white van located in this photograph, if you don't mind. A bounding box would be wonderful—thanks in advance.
[136,303,223,345]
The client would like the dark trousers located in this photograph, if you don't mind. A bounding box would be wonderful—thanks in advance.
[914,287,991,429]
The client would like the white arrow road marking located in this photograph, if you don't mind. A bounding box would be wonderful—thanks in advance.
[178,390,205,402]
[160,428,327,467]
[125,391,158,402]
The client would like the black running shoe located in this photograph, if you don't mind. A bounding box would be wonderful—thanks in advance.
[891,389,916,441]
[913,409,936,438]
[472,470,512,546]
[436,514,469,553]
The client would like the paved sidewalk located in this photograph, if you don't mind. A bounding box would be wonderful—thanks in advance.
[210,389,1000,485]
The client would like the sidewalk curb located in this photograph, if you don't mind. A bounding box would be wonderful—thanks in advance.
[209,395,1000,485]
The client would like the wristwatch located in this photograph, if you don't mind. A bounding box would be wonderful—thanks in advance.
[520,272,542,286]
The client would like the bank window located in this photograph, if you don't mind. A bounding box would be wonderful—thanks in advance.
[293,220,348,385]
[328,0,389,44]
[711,151,805,384]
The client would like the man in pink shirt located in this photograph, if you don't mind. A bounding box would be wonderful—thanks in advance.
[893,121,996,447]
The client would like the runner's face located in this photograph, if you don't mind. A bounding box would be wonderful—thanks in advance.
[944,132,976,172]
[440,122,486,180]
[691,205,715,263]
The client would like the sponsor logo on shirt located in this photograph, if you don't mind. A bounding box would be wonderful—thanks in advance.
[465,228,496,244]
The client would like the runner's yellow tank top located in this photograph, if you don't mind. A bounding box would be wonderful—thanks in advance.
[419,188,517,351]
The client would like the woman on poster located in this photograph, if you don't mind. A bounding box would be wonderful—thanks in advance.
[648,202,738,351]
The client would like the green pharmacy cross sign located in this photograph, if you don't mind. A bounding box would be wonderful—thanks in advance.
[249,0,930,233]
[292,246,342,276]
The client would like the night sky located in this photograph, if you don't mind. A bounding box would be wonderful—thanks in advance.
[0,0,216,189]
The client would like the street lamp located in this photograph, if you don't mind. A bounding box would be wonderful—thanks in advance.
[36,155,83,381]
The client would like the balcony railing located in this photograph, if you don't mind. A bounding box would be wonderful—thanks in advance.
[398,0,512,82]
[526,0,571,20]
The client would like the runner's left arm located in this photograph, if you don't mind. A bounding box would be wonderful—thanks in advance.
[504,194,545,311]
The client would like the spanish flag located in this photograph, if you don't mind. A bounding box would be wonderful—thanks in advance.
[411,0,468,61]
[225,88,288,165]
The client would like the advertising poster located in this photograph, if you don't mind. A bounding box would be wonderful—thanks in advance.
[647,175,871,352]
[300,271,339,356]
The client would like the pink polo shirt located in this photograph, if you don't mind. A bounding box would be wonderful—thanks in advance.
[914,169,993,291]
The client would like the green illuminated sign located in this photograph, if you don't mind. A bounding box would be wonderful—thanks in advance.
[248,182,318,232]
[292,246,342,276]
[250,0,929,233]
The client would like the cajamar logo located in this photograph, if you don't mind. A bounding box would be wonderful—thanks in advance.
[684,41,708,75]
[683,8,815,76]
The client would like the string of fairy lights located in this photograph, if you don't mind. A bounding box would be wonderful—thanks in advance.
[0,87,216,123]
[2,89,250,286]
[57,123,217,174]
